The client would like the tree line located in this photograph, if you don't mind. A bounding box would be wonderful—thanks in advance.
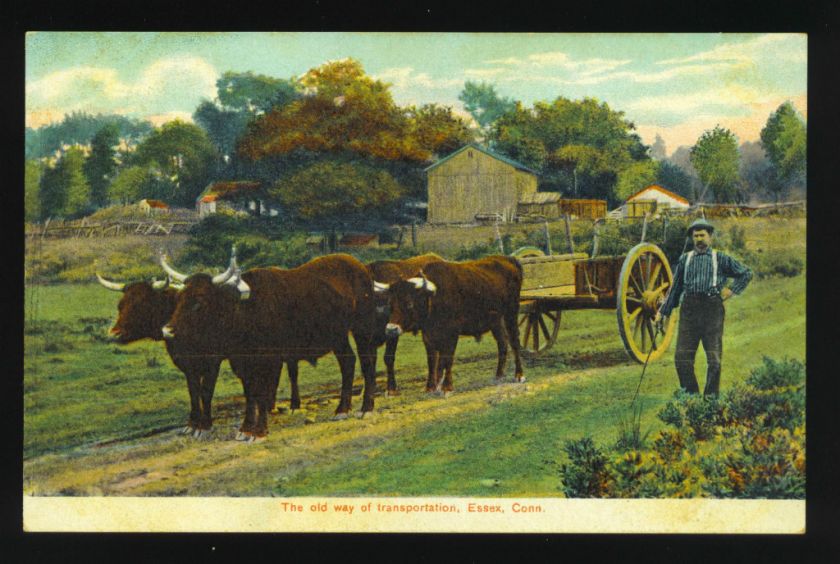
[25,58,807,225]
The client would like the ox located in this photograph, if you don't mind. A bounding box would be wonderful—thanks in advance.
[96,257,242,439]
[375,255,524,394]
[366,253,444,395]
[161,253,380,441]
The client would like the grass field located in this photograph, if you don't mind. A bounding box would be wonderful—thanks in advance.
[22,217,805,497]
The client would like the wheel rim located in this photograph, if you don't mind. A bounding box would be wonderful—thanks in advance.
[518,301,561,356]
[511,246,546,259]
[616,243,677,363]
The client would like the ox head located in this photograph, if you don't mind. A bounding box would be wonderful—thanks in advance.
[374,272,436,338]
[96,272,181,343]
[161,246,251,343]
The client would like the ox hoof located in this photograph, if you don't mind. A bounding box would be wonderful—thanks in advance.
[248,435,266,444]
[332,413,349,421]
[356,410,375,419]
[386,389,400,397]
[179,426,194,435]
[235,431,251,441]
[515,375,526,383]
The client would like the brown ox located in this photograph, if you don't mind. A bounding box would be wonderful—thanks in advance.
[376,255,524,394]
[162,254,379,441]
[366,253,444,395]
[96,261,247,439]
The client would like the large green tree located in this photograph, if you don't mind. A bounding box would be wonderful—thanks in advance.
[38,147,91,219]
[25,160,42,222]
[489,97,650,203]
[268,159,405,228]
[655,161,695,201]
[457,81,516,136]
[615,161,659,202]
[25,112,152,160]
[83,123,120,207]
[690,126,741,203]
[130,120,218,206]
[760,102,806,200]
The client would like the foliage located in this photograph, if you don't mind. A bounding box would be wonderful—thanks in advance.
[238,59,429,163]
[743,249,804,279]
[738,140,774,200]
[655,161,695,201]
[83,124,121,207]
[25,160,43,222]
[690,126,741,203]
[406,104,475,158]
[25,111,153,160]
[129,120,218,206]
[39,147,92,219]
[615,160,659,202]
[268,159,406,226]
[558,358,806,498]
[760,102,806,200]
[650,134,667,160]
[489,97,650,204]
[457,81,516,134]
[108,165,165,204]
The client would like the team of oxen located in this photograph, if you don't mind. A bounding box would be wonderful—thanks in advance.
[96,249,525,442]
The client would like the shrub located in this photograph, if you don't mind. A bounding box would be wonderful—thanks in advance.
[744,249,804,279]
[558,357,805,498]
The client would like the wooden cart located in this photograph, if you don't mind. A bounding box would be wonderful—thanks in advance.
[513,242,677,363]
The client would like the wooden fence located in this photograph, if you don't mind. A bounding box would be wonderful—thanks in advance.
[26,218,198,239]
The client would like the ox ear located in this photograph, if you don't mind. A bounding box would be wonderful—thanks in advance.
[373,281,390,293]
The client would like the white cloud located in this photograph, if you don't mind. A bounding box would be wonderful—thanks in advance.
[656,34,795,66]
[374,67,461,91]
[26,56,218,126]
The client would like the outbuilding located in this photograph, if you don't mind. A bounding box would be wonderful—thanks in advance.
[621,184,691,218]
[425,143,538,224]
[138,199,169,215]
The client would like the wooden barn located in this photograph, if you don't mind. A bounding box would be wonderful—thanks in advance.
[425,143,538,224]
[138,199,169,214]
[621,185,690,218]
[196,181,279,219]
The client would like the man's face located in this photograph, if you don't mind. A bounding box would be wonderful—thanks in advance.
[692,229,712,252]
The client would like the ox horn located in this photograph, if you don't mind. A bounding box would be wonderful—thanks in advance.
[159,252,189,282]
[151,277,169,290]
[407,276,437,294]
[373,281,390,293]
[212,245,238,285]
[95,272,125,292]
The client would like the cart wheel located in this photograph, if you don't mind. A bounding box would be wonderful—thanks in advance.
[518,300,561,356]
[616,243,677,363]
[511,246,546,259]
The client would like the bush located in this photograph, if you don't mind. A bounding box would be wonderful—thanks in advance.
[558,357,805,498]
[743,249,804,279]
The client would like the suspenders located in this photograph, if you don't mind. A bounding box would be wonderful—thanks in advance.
[684,250,718,292]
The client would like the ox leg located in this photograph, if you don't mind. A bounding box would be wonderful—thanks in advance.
[287,361,301,411]
[491,322,509,382]
[422,334,439,392]
[384,336,399,396]
[356,341,378,414]
[197,360,222,435]
[333,339,356,418]
[268,365,281,413]
[439,337,458,394]
[504,308,525,382]
[238,374,258,439]
[183,371,202,434]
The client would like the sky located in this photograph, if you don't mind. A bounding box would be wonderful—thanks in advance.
[25,32,807,155]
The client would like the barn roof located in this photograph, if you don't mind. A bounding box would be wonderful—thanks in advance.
[197,181,263,202]
[140,199,169,208]
[424,143,538,176]
[519,192,562,204]
[627,184,691,205]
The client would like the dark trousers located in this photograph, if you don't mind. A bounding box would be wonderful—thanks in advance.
[674,294,725,396]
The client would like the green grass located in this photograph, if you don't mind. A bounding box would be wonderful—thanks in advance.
[22,216,806,496]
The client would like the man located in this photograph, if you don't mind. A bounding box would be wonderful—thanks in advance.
[654,218,752,397]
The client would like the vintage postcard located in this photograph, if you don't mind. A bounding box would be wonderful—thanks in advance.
[23,32,806,533]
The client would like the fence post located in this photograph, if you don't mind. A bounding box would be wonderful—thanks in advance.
[591,219,601,258]
[563,214,575,253]
[411,222,417,248]
[543,220,552,256]
[494,217,505,254]
[641,212,649,243]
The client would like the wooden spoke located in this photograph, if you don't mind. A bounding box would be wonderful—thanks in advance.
[518,305,561,356]
[617,243,678,363]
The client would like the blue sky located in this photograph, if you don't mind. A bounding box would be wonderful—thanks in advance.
[25,32,807,154]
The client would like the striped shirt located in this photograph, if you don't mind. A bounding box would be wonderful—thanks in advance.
[659,248,752,316]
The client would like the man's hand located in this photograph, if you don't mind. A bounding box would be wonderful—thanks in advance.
[721,287,734,301]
